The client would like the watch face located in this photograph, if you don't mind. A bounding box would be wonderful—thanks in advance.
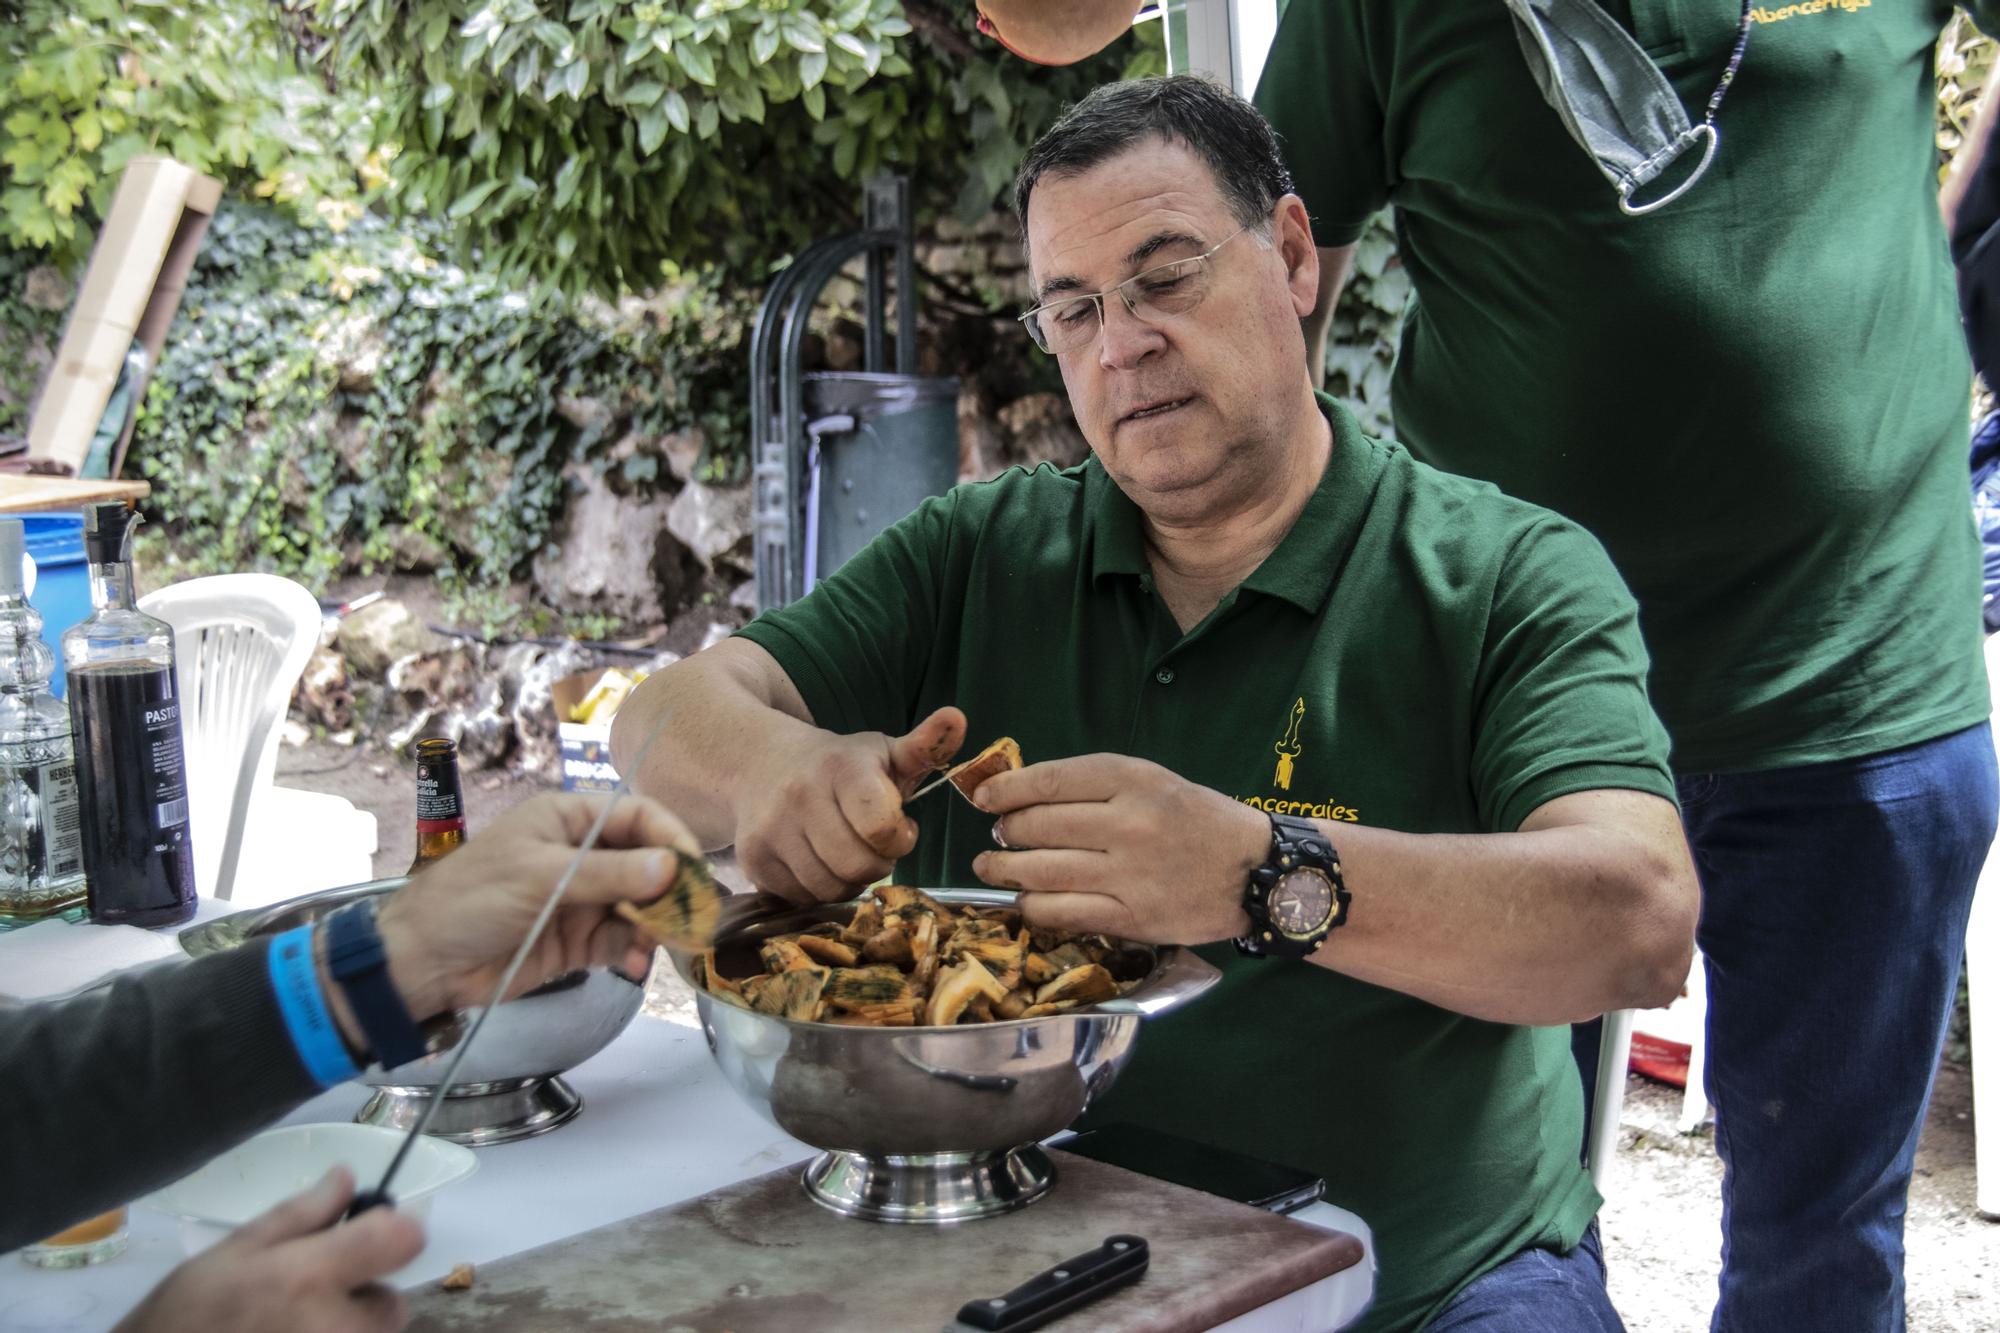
[1271,869,1335,937]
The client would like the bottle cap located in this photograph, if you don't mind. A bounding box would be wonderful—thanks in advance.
[83,502,144,565]
[0,520,22,597]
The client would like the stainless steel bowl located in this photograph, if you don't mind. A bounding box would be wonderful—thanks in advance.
[666,888,1220,1223]
[180,878,645,1145]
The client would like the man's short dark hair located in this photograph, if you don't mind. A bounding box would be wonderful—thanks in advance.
[1012,75,1295,239]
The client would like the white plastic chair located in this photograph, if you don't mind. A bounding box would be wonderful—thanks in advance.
[1586,1009,1635,1191]
[137,573,327,902]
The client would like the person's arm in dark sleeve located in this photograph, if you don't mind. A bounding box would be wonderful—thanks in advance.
[0,939,320,1250]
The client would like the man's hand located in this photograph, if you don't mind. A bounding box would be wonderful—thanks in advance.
[969,754,1268,944]
[733,706,967,903]
[114,1168,423,1333]
[372,791,702,1022]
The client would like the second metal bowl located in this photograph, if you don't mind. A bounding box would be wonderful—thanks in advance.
[180,878,645,1144]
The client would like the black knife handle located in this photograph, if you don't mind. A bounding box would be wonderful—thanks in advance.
[956,1235,1149,1331]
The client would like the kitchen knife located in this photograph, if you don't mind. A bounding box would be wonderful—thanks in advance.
[953,1235,1151,1331]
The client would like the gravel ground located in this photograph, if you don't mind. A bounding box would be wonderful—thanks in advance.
[1603,1062,1993,1332]
[280,738,1996,1330]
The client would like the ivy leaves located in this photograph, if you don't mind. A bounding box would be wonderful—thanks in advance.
[130,202,749,608]
[1322,215,1405,438]
[317,0,1139,299]
[0,0,379,265]
[317,0,915,296]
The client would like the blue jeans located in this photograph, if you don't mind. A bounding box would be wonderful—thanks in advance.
[1429,1223,1623,1331]
[1682,723,1996,1332]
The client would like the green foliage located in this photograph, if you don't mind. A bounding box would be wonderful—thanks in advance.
[315,0,1148,297]
[1321,214,1404,438]
[132,201,745,612]
[0,250,66,438]
[0,0,377,266]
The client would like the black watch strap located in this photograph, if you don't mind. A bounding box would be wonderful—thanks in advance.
[324,900,430,1070]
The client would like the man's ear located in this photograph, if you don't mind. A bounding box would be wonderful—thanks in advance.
[1275,196,1320,319]
[977,0,1144,66]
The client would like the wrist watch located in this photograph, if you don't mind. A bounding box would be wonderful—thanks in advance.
[1236,813,1350,959]
[323,900,438,1070]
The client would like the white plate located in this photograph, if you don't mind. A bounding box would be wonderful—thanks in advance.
[144,1122,477,1258]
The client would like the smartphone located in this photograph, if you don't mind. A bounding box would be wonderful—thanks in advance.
[1059,1122,1326,1214]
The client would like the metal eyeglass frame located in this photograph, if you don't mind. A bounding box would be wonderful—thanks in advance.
[1018,225,1252,355]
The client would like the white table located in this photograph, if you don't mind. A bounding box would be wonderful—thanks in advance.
[0,981,1374,1332]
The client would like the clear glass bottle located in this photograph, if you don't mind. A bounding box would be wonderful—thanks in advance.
[408,736,466,873]
[63,503,196,928]
[0,519,87,928]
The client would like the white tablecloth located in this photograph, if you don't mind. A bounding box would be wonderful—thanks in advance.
[0,929,1375,1333]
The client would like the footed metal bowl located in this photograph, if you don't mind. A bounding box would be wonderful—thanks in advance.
[666,888,1220,1223]
[180,878,645,1145]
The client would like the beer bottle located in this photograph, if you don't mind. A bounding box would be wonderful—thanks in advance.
[408,736,465,872]
[64,503,195,927]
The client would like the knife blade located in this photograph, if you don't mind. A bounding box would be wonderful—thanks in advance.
[346,724,670,1218]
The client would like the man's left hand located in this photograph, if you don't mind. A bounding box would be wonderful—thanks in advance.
[969,754,1268,944]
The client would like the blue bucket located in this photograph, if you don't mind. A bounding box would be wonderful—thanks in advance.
[23,514,90,699]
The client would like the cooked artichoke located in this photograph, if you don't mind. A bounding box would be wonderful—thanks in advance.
[614,854,726,950]
[860,926,915,966]
[1034,964,1119,1008]
[795,934,859,968]
[745,965,829,1021]
[759,937,817,974]
[925,958,1011,1026]
[823,965,915,1011]
[692,880,1148,1027]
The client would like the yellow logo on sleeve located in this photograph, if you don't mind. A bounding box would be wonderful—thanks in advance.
[1273,696,1305,791]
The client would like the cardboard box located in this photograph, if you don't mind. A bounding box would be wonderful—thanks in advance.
[27,156,223,478]
[551,668,622,794]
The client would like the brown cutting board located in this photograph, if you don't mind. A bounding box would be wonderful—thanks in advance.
[403,1150,1364,1333]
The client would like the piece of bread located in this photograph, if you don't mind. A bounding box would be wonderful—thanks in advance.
[615,854,725,950]
[947,736,1023,800]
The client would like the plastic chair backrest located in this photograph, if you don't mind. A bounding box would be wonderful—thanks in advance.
[1585,1008,1636,1192]
[137,574,321,902]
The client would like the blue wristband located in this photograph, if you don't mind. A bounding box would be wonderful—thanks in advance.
[267,925,361,1089]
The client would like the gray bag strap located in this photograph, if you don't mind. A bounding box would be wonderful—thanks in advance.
[1503,0,1750,216]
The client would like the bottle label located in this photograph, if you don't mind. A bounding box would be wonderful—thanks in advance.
[143,698,190,828]
[40,759,82,879]
[0,751,83,884]
[416,756,464,831]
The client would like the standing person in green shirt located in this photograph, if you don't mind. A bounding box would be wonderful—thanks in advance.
[614,77,1701,1331]
[1257,4,2000,1329]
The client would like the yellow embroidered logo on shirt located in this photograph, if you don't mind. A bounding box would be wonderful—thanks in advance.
[1750,0,1869,23]
[1273,696,1305,791]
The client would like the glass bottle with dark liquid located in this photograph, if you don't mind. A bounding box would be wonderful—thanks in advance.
[408,736,465,873]
[64,503,196,927]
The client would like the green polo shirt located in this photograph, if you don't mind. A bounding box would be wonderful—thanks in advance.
[736,396,1674,1332]
[1257,0,1995,773]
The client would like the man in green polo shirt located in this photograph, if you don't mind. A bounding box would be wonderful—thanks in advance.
[613,77,1698,1332]
[1257,5,2000,1329]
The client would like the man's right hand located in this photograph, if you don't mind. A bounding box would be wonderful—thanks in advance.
[114,1168,423,1333]
[735,705,966,902]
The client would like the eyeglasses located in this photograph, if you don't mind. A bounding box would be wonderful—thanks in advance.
[1018,227,1251,355]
